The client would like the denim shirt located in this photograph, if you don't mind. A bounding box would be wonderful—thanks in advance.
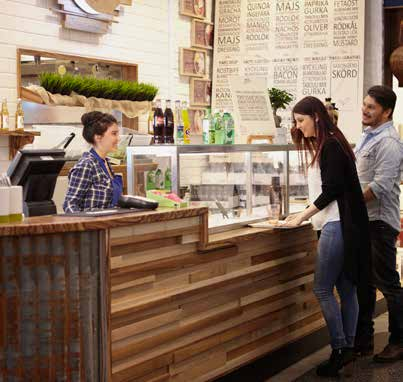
[355,121,403,232]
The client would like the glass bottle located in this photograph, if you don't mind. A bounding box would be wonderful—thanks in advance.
[15,98,24,132]
[1,97,9,131]
[148,101,156,135]
[175,100,184,144]
[153,99,165,144]
[164,99,174,144]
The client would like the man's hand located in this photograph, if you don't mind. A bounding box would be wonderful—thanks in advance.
[363,186,376,203]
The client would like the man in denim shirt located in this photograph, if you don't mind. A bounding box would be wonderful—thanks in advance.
[354,85,403,362]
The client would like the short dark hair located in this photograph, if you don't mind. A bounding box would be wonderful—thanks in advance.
[367,85,397,118]
[81,111,118,144]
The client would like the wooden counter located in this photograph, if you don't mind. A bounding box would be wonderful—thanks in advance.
[0,208,320,382]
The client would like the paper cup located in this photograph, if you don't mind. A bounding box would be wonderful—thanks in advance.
[0,187,10,223]
[9,186,23,222]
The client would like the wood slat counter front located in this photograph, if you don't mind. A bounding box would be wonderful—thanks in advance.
[0,207,321,382]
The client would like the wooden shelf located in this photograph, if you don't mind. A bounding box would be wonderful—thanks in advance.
[1,130,41,159]
[0,130,40,137]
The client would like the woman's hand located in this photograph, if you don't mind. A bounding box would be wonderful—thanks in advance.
[283,212,305,227]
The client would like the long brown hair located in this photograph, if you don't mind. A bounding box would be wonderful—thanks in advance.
[291,96,355,167]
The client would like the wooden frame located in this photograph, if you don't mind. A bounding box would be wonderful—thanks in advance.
[179,48,207,77]
[188,107,205,135]
[179,0,206,19]
[190,78,211,107]
[191,19,214,50]
[17,48,139,130]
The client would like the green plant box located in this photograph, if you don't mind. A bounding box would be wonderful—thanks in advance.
[39,72,158,102]
[146,190,188,208]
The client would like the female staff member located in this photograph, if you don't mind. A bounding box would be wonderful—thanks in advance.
[63,111,122,213]
[284,97,370,377]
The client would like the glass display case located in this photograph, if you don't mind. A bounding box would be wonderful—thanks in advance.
[126,145,308,229]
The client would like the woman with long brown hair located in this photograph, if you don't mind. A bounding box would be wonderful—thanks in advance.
[284,96,371,377]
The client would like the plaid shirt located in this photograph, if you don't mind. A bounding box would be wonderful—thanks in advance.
[63,151,115,213]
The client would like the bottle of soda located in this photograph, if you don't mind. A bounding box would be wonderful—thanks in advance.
[175,100,184,144]
[213,110,224,144]
[148,101,156,135]
[164,99,174,144]
[202,108,211,144]
[181,101,191,144]
[222,110,235,144]
[153,99,165,144]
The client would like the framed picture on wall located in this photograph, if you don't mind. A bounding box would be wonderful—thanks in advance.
[179,48,207,77]
[188,108,205,135]
[190,78,211,107]
[191,20,214,50]
[179,0,206,19]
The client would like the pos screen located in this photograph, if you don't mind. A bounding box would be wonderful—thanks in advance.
[7,149,66,217]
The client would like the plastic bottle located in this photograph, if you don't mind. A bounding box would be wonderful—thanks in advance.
[175,100,184,144]
[164,99,174,144]
[209,110,216,144]
[182,101,191,144]
[213,110,224,144]
[202,108,211,144]
[222,110,235,144]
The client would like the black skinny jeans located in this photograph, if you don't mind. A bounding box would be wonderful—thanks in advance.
[356,220,403,345]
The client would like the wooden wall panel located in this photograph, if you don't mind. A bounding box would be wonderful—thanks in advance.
[109,221,320,382]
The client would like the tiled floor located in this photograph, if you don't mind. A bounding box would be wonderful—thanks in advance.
[269,313,403,381]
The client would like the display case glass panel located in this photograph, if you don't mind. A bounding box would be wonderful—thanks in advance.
[127,145,307,230]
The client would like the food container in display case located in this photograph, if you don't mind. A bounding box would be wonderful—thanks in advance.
[126,145,308,231]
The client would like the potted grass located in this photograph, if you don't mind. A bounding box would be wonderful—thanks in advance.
[23,73,159,118]
[38,73,158,102]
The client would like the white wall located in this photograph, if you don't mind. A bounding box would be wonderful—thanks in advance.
[0,0,213,171]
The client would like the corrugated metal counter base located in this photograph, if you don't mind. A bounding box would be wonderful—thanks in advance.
[0,230,107,382]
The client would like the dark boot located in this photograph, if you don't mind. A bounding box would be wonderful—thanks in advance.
[373,343,403,363]
[354,336,374,356]
[316,348,355,377]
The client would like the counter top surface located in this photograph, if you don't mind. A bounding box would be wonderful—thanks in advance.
[0,207,208,236]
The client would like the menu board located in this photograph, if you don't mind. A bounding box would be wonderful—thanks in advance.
[212,0,365,143]
[229,77,276,139]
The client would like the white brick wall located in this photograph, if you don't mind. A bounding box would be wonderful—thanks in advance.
[0,0,213,170]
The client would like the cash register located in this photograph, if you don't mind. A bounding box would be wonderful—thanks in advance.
[7,149,67,217]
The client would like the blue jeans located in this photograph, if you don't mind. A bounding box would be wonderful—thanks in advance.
[313,221,358,349]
